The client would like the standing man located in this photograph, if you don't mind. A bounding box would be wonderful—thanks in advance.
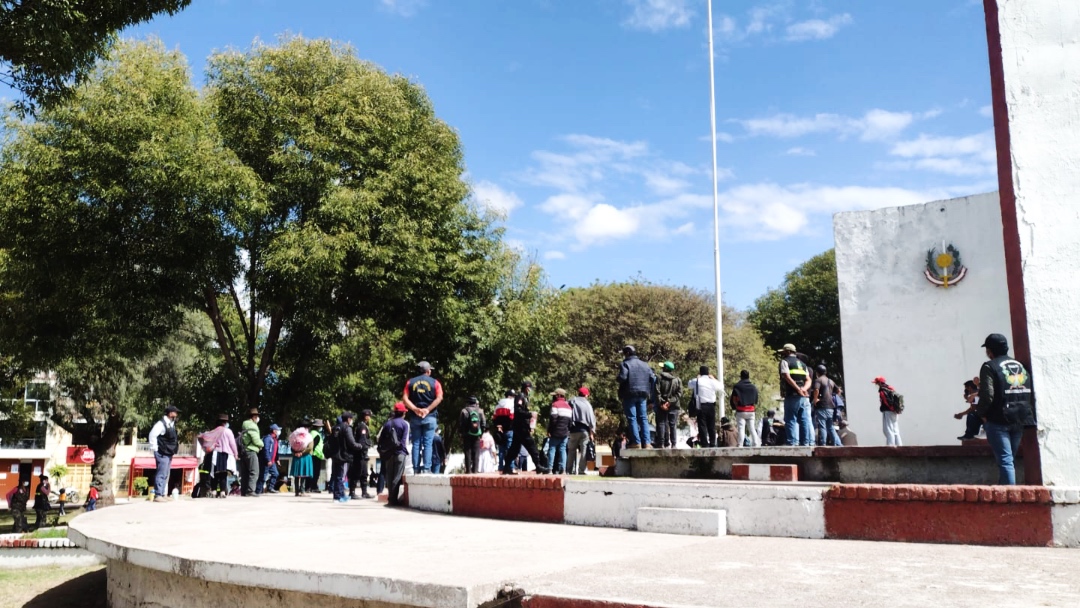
[9,482,29,532]
[349,410,374,499]
[778,344,813,446]
[654,362,682,449]
[240,408,264,496]
[874,377,904,446]
[378,403,411,506]
[501,381,546,475]
[546,389,573,474]
[459,396,486,474]
[403,361,444,474]
[33,474,50,527]
[258,424,282,494]
[330,412,364,503]
[976,333,1035,485]
[688,366,724,447]
[492,390,516,472]
[148,405,180,502]
[730,370,761,447]
[812,365,843,447]
[616,346,656,449]
[567,386,596,475]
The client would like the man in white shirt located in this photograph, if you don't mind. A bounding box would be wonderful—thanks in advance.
[687,366,724,447]
[148,406,180,502]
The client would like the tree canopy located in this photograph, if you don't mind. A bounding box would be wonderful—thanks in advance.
[749,249,843,384]
[0,0,191,112]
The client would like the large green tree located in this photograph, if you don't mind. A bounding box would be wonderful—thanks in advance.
[749,249,843,384]
[0,0,191,112]
[0,40,243,504]
[539,282,777,421]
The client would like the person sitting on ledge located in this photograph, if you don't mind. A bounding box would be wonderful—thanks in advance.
[955,380,982,440]
[838,419,858,446]
[719,417,739,447]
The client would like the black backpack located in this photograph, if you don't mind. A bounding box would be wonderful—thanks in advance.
[323,424,342,460]
[881,386,905,413]
[377,421,401,456]
[466,407,482,437]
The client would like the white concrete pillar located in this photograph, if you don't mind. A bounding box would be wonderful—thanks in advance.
[985,0,1080,486]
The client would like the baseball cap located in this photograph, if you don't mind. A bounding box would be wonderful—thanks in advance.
[417,361,433,372]
[662,361,675,370]
[872,376,887,384]
[551,388,567,397]
[165,406,180,415]
[521,380,533,388]
[981,333,1009,350]
[269,424,281,431]
[578,386,590,397]
[340,411,356,420]
[361,409,373,418]
[467,396,479,405]
[778,343,797,353]
[393,402,407,412]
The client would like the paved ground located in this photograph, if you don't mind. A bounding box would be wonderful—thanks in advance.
[0,565,106,608]
[70,494,1080,608]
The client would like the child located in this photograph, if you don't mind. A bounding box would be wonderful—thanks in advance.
[85,485,99,511]
[57,488,67,516]
[477,430,498,473]
[228,481,241,496]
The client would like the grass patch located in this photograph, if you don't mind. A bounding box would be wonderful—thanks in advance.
[0,510,81,534]
[24,527,68,539]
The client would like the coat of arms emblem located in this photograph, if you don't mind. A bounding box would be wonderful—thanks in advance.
[924,243,967,288]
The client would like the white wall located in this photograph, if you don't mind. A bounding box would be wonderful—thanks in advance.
[834,193,1010,446]
[993,0,1080,486]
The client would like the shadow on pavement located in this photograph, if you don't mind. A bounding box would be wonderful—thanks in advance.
[23,569,107,608]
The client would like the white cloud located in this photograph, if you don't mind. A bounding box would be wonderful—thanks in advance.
[624,0,693,32]
[717,182,987,240]
[882,131,997,176]
[543,251,566,261]
[738,109,919,142]
[785,147,816,156]
[504,238,526,253]
[472,180,523,217]
[378,0,425,17]
[979,105,994,118]
[577,204,642,241]
[784,13,854,41]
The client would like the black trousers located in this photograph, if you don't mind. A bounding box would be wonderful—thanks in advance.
[200,452,229,496]
[656,408,679,448]
[462,435,481,473]
[503,427,542,472]
[697,403,717,447]
[385,453,406,505]
[349,450,370,495]
[964,412,983,438]
[308,458,324,492]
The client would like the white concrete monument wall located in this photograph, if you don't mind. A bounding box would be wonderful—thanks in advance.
[989,0,1080,487]
[834,193,1010,446]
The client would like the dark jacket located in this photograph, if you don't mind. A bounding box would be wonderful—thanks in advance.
[512,392,534,431]
[381,418,410,455]
[977,355,1035,427]
[617,355,656,400]
[656,372,683,410]
[355,420,371,451]
[335,421,364,464]
[547,397,573,439]
[9,488,28,511]
[720,422,739,447]
[261,433,279,464]
[34,481,50,511]
[730,379,759,412]
[459,405,487,437]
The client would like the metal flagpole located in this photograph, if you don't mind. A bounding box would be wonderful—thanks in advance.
[707,0,724,380]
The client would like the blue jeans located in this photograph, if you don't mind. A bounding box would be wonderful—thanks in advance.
[330,460,349,499]
[784,395,813,446]
[547,436,568,473]
[409,414,438,473]
[622,397,651,447]
[985,422,1023,485]
[153,452,171,497]
[814,408,843,446]
[261,462,279,492]
[499,430,514,471]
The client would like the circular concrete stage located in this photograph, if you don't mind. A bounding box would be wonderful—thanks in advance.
[70,493,1080,608]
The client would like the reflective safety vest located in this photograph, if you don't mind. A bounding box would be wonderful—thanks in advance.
[780,354,809,397]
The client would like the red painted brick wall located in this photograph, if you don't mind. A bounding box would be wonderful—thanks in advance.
[825,484,1053,546]
[450,475,565,524]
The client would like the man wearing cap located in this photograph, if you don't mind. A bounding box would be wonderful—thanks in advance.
[349,410,374,499]
[778,344,813,447]
[616,345,656,449]
[976,333,1035,485]
[240,408,264,496]
[459,397,486,474]
[403,361,444,474]
[567,387,596,475]
[258,423,282,494]
[331,412,365,502]
[380,403,411,505]
[655,362,683,449]
[873,377,903,446]
[148,405,181,502]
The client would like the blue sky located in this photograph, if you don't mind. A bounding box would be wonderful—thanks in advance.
[33,0,1002,309]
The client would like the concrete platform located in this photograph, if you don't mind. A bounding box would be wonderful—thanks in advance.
[623,445,1014,484]
[69,495,1080,608]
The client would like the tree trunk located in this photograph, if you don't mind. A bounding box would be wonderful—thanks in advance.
[87,412,124,507]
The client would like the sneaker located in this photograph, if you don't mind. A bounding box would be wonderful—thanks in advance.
[626,443,640,449]
[153,496,170,503]
[361,493,374,499]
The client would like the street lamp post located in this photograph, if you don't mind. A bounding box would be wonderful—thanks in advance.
[706,0,724,380]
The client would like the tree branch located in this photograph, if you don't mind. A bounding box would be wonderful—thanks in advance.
[228,282,253,358]
[250,306,285,408]
[202,286,245,392]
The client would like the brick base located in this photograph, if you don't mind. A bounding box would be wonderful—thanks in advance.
[450,475,564,523]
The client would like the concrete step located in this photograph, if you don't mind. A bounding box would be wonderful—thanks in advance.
[731,463,798,481]
[636,507,727,537]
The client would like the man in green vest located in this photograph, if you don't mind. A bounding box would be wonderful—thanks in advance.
[240,408,264,496]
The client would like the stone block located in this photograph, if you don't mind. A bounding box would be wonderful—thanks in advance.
[636,507,727,537]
